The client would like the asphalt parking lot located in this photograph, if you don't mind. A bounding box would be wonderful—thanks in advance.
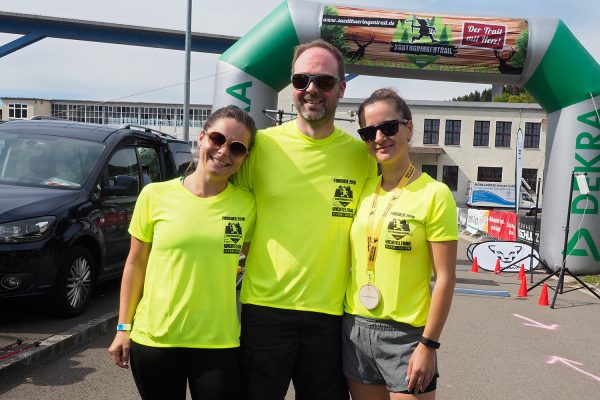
[2,235,600,399]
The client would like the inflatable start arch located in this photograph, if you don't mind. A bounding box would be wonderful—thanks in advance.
[213,0,600,275]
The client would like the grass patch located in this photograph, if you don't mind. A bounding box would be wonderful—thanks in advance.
[580,274,600,287]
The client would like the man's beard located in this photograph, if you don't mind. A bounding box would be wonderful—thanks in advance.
[298,106,327,123]
[295,96,335,126]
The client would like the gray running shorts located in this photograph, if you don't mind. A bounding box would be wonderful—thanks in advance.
[341,313,438,393]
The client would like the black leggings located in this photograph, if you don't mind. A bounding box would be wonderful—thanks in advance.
[129,341,238,400]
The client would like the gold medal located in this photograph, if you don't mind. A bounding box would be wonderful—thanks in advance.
[359,284,381,310]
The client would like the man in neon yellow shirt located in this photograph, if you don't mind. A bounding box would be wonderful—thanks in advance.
[235,40,377,400]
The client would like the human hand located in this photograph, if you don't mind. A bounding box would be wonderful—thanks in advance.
[406,344,436,393]
[108,331,131,369]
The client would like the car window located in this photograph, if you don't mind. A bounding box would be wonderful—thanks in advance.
[173,150,193,176]
[137,147,160,186]
[0,132,104,188]
[106,148,139,196]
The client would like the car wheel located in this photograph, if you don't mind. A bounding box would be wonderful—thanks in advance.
[55,246,96,317]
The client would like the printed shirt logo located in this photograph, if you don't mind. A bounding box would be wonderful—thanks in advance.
[385,214,413,251]
[334,185,353,206]
[223,216,245,254]
[331,178,356,218]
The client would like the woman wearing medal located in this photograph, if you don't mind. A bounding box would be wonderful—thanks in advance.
[108,106,256,400]
[342,88,458,399]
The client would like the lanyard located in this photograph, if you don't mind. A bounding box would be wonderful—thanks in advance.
[365,163,415,280]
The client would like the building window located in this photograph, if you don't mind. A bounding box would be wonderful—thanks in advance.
[52,104,68,120]
[444,120,461,145]
[477,167,503,182]
[52,103,104,124]
[65,104,88,123]
[141,107,159,126]
[106,106,140,125]
[189,108,211,127]
[522,168,538,193]
[495,121,511,147]
[19,103,209,129]
[423,119,439,145]
[473,120,490,146]
[442,165,458,190]
[422,164,438,180]
[524,122,541,148]
[84,105,103,124]
[8,104,28,119]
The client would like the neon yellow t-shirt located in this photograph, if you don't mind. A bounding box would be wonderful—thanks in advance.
[234,121,377,315]
[128,178,255,348]
[345,173,458,326]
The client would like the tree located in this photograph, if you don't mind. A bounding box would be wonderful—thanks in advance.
[321,6,349,53]
[439,26,450,45]
[452,88,491,102]
[401,29,409,43]
[481,89,492,102]
[452,86,535,103]
[510,26,528,68]
[493,91,536,103]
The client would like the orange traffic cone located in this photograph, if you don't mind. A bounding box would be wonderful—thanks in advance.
[494,258,502,274]
[471,257,479,273]
[538,283,549,306]
[517,263,525,280]
[517,276,528,297]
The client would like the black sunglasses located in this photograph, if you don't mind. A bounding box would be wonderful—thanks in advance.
[206,131,248,157]
[291,73,341,91]
[357,119,409,142]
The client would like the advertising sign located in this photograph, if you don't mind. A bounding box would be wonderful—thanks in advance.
[467,241,540,271]
[518,215,541,250]
[466,208,488,234]
[457,207,468,227]
[488,211,517,240]
[321,5,528,74]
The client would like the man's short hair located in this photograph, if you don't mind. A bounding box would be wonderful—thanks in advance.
[291,39,345,79]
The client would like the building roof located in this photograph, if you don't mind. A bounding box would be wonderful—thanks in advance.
[342,98,543,111]
[1,97,211,108]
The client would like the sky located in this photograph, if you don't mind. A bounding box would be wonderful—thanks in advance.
[0,0,598,105]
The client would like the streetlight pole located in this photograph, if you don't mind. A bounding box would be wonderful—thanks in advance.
[183,0,192,143]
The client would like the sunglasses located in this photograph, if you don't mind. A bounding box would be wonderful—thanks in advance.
[206,131,248,157]
[291,73,341,91]
[357,119,409,142]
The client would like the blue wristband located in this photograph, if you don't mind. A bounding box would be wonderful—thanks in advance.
[117,323,132,331]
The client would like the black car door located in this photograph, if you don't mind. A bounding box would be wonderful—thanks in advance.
[95,147,140,271]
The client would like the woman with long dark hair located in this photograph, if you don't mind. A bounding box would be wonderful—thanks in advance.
[108,106,256,400]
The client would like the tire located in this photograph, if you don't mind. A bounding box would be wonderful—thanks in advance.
[54,246,96,317]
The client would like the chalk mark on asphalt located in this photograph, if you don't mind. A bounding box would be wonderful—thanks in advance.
[512,313,559,330]
[547,356,600,383]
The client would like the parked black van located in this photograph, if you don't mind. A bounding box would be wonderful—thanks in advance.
[0,119,192,316]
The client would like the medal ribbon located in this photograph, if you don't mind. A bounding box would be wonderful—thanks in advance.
[365,163,415,282]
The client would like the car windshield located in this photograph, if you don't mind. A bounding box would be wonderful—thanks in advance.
[0,132,105,189]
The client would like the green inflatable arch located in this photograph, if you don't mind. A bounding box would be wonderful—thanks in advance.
[213,0,600,275]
